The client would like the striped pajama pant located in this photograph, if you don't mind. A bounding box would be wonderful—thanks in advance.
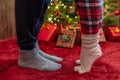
[75,0,104,34]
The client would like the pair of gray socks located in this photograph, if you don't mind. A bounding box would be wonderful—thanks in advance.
[18,41,63,71]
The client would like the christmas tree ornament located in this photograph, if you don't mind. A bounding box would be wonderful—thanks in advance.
[114,10,120,15]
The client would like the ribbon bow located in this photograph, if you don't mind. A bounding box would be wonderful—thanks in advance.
[60,34,71,42]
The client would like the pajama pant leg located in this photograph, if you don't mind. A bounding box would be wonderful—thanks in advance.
[15,0,50,50]
[75,0,104,34]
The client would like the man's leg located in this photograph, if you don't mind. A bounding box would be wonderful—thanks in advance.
[33,0,63,62]
[74,0,104,74]
[15,0,61,71]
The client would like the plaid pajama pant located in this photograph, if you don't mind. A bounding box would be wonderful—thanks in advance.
[75,0,104,34]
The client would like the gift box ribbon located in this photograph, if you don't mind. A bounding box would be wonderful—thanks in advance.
[60,34,71,42]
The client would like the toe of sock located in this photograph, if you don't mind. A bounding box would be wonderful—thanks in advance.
[52,56,63,62]
[48,63,62,71]
[74,66,86,74]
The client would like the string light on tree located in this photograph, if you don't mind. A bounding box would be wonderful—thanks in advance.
[44,0,80,28]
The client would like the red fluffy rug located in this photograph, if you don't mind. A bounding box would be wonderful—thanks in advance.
[0,39,120,80]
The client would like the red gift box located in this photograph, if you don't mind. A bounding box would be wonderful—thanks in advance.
[38,23,57,42]
[105,27,120,41]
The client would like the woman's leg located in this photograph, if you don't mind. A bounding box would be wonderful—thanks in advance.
[74,0,104,74]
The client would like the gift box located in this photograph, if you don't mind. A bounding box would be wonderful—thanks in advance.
[75,29,81,43]
[67,24,81,43]
[38,23,57,42]
[75,24,81,43]
[99,28,106,42]
[56,30,77,48]
[105,27,120,41]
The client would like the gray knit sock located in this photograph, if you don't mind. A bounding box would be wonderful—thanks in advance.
[18,48,62,71]
[35,41,63,62]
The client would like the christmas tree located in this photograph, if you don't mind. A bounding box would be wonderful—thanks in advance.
[44,0,80,29]
[44,0,120,28]
[103,0,120,27]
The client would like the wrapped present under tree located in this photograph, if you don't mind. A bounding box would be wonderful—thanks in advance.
[56,30,76,48]
[99,28,106,42]
[105,27,120,41]
[38,23,57,42]
[67,24,81,43]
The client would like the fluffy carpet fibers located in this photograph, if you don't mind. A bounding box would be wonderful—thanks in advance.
[0,39,120,80]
